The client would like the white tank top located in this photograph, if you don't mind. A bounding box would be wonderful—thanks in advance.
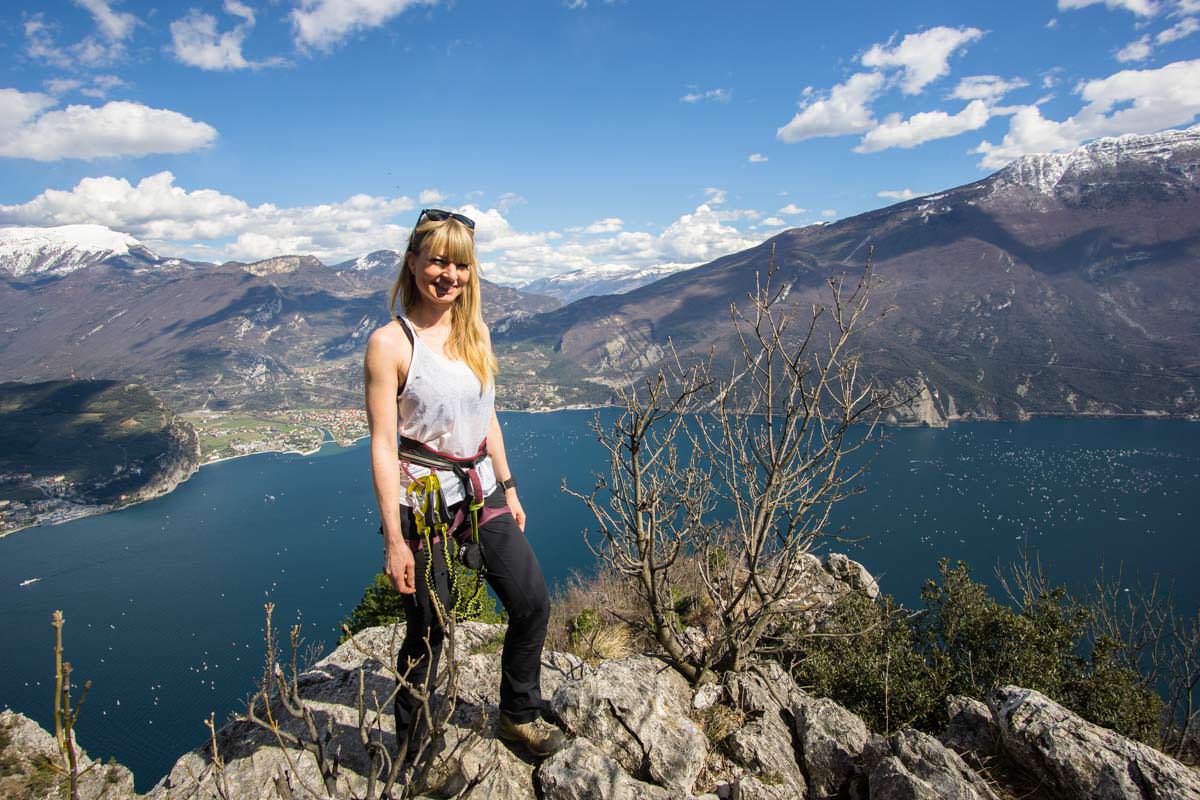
[395,316,497,507]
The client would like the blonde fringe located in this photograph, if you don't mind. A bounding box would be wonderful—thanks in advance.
[388,218,497,390]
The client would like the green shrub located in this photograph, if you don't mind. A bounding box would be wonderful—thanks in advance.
[341,568,502,643]
[787,560,1164,743]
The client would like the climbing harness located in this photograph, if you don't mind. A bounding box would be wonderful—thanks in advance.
[399,437,508,621]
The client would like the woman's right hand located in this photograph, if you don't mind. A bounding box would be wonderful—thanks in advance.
[386,541,416,594]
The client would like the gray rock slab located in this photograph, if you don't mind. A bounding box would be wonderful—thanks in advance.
[864,728,1001,800]
[552,655,708,796]
[795,696,869,799]
[539,738,674,800]
[0,709,137,800]
[721,667,807,799]
[990,684,1200,800]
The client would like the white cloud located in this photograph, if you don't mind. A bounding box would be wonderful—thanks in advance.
[44,78,84,95]
[76,0,139,42]
[1058,0,1158,15]
[497,192,526,212]
[81,74,127,99]
[777,71,884,142]
[584,217,623,233]
[974,58,1200,168]
[680,88,731,103]
[25,2,138,69]
[777,203,807,215]
[821,209,837,218]
[703,187,727,205]
[758,216,787,227]
[1158,15,1199,42]
[877,188,920,200]
[951,75,1029,103]
[747,153,768,163]
[418,188,446,204]
[171,1,284,70]
[564,0,587,8]
[0,90,218,161]
[861,26,984,95]
[0,175,768,281]
[291,0,438,50]
[856,99,991,152]
[0,171,418,262]
[1116,34,1154,61]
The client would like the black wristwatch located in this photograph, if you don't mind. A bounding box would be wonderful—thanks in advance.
[498,476,518,491]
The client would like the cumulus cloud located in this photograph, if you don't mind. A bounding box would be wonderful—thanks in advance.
[777,203,807,215]
[974,58,1200,168]
[0,173,769,282]
[703,187,727,205]
[1117,14,1199,60]
[1158,15,1200,43]
[1058,0,1158,15]
[418,188,446,204]
[951,75,1029,103]
[680,88,731,103]
[747,153,768,163]
[861,26,984,95]
[77,0,138,41]
[856,99,991,152]
[171,0,285,70]
[584,218,623,233]
[0,171,418,261]
[0,90,217,161]
[758,216,787,227]
[292,0,438,50]
[821,209,837,218]
[877,188,920,200]
[777,72,885,142]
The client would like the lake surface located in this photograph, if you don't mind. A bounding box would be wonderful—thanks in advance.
[1,412,1197,791]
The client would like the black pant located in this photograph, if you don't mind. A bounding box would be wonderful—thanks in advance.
[393,489,550,749]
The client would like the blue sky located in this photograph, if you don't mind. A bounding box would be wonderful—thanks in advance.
[1,0,1198,283]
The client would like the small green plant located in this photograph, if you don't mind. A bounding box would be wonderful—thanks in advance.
[567,608,601,649]
[341,570,502,642]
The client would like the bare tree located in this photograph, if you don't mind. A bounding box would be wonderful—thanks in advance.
[568,249,901,681]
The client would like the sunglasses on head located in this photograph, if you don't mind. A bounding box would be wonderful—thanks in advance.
[416,208,475,230]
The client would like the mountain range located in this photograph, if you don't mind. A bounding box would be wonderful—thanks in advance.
[2,127,1198,420]
[498,128,1200,421]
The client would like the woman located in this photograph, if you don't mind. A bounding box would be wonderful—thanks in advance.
[363,208,565,760]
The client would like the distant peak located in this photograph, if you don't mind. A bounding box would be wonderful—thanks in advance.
[0,224,149,278]
[989,127,1200,198]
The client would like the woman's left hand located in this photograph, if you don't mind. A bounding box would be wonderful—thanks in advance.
[508,490,526,531]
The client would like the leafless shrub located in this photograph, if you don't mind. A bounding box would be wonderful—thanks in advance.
[567,248,904,682]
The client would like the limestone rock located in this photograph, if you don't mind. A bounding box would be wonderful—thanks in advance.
[941,695,1000,769]
[719,666,807,799]
[990,684,1200,800]
[864,728,1001,800]
[728,774,795,800]
[822,553,881,601]
[552,655,707,795]
[0,709,137,800]
[146,622,571,800]
[539,738,673,800]
[795,696,869,799]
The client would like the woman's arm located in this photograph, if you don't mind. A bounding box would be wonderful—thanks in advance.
[365,325,415,593]
[486,409,525,531]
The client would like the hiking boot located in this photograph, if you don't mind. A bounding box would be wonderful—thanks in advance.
[496,713,567,757]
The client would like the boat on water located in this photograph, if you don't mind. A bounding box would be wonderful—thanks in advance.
[18,577,40,587]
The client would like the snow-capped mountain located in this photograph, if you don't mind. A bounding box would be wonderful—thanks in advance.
[522,261,698,303]
[0,224,160,278]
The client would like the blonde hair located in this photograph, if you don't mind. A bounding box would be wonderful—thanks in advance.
[388,217,497,388]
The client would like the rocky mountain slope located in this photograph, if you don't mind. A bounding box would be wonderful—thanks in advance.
[523,261,696,303]
[0,380,200,535]
[500,128,1200,421]
[0,237,559,412]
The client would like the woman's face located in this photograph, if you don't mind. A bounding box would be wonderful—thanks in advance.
[407,244,470,310]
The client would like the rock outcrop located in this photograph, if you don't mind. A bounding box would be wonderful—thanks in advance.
[0,708,137,800]
[988,685,1200,800]
[6,621,1200,800]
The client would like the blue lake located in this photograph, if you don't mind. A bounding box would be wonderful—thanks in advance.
[1,412,1197,791]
